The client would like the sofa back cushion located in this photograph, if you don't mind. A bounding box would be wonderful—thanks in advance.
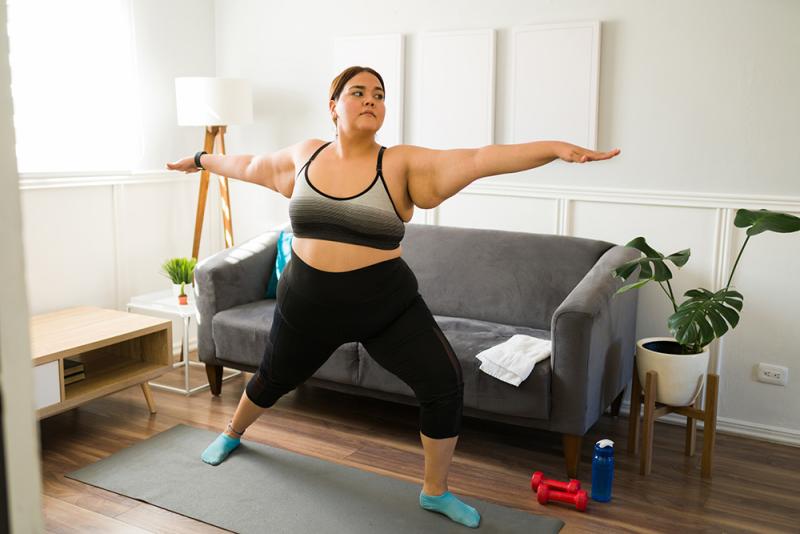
[401,224,614,331]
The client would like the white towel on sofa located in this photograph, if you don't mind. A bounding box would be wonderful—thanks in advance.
[475,334,552,387]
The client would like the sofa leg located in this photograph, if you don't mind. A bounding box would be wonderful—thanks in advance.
[610,388,625,417]
[562,433,582,479]
[205,364,223,396]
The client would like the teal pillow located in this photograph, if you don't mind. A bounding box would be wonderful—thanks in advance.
[266,231,293,298]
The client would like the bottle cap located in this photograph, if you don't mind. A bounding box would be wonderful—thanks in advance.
[596,439,614,448]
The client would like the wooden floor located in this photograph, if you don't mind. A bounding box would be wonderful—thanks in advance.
[39,351,800,533]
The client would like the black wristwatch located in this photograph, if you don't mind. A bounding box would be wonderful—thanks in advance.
[194,151,207,170]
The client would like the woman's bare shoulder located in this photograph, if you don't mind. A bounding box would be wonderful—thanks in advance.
[385,144,425,157]
[300,138,329,149]
[257,139,329,198]
[295,138,330,158]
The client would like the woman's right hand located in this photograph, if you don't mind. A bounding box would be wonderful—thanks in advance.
[165,155,201,174]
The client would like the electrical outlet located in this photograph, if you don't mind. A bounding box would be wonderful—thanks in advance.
[756,363,789,386]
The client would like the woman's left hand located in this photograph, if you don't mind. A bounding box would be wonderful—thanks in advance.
[555,142,621,163]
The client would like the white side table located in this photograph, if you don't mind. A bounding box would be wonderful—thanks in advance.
[126,289,242,395]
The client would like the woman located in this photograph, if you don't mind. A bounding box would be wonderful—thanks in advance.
[167,66,620,528]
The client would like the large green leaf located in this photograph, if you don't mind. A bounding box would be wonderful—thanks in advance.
[734,209,800,236]
[667,288,744,347]
[614,277,652,295]
[664,249,691,267]
[611,237,690,292]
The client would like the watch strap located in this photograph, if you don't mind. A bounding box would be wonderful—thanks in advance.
[194,151,207,170]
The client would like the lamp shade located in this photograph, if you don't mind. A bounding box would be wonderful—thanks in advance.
[175,77,253,126]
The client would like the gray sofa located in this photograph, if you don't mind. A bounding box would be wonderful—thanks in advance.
[194,223,639,478]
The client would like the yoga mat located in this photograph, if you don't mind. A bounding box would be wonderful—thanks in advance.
[66,424,564,533]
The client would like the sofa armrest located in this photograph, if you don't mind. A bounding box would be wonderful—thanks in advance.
[548,245,640,435]
[194,230,281,364]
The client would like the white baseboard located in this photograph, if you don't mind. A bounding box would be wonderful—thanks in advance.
[619,401,800,448]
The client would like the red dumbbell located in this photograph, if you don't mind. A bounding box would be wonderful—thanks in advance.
[536,484,588,512]
[530,471,581,494]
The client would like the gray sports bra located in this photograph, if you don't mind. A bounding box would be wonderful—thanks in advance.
[289,141,406,250]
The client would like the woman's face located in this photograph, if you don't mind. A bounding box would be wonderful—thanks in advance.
[331,71,386,135]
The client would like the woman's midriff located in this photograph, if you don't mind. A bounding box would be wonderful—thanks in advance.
[291,237,402,273]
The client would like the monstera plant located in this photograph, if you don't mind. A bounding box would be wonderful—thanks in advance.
[610,209,800,405]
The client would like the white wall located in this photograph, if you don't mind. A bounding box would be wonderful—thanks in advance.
[131,0,217,172]
[15,0,800,446]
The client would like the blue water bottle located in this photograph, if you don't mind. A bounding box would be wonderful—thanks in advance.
[591,439,614,502]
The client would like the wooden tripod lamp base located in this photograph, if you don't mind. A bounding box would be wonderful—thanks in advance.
[175,76,252,259]
[627,358,719,478]
[191,125,235,261]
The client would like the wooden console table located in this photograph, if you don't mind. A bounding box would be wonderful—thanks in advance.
[30,306,173,419]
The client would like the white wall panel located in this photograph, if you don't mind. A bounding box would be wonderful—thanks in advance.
[718,216,800,429]
[20,187,117,314]
[437,195,556,234]
[511,21,600,149]
[414,29,494,149]
[122,179,219,282]
[410,207,429,225]
[334,34,404,147]
[228,180,288,244]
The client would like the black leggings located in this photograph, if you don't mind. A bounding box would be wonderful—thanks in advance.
[245,252,464,439]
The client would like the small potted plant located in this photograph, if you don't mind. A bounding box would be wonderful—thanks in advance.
[611,209,800,406]
[160,257,198,305]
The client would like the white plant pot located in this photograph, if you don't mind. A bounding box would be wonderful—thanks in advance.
[636,336,710,406]
[171,283,183,297]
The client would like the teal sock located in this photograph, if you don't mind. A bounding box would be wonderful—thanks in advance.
[419,490,481,528]
[201,433,241,465]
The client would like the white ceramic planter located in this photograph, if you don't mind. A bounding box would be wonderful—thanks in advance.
[636,336,709,406]
[172,283,196,302]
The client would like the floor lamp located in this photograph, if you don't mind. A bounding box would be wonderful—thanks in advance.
[175,77,253,260]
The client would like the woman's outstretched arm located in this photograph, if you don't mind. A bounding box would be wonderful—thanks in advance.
[166,152,253,180]
[398,141,620,209]
[166,139,321,198]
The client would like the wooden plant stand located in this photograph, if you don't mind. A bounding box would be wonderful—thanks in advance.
[627,358,719,478]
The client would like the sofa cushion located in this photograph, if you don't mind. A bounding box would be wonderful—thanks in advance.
[312,342,360,383]
[265,230,293,299]
[212,300,276,368]
[213,300,360,380]
[356,315,552,420]
[213,303,551,421]
[402,224,614,331]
